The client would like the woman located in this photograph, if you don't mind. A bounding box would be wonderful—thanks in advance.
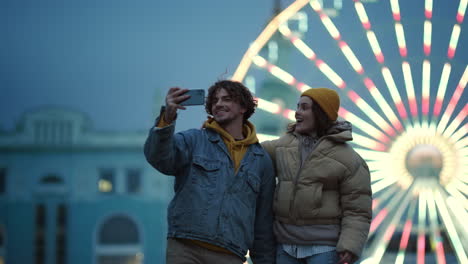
[262,88,372,264]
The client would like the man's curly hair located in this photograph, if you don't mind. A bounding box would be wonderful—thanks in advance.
[205,80,257,122]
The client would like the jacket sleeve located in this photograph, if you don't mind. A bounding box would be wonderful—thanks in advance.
[143,115,193,176]
[250,153,277,264]
[260,139,279,165]
[336,155,372,258]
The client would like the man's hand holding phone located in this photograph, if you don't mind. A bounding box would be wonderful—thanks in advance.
[164,88,205,123]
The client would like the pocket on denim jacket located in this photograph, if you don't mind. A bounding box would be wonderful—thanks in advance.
[191,156,221,188]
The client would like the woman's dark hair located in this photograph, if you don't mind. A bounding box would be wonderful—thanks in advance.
[205,80,257,121]
[287,98,334,137]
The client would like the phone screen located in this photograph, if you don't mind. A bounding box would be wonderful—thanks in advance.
[180,89,205,106]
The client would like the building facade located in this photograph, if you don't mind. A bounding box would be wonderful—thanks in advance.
[0,107,173,264]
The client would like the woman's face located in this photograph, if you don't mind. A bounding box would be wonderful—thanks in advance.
[295,96,316,135]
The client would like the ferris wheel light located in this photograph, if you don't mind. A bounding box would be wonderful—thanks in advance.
[402,62,418,118]
[450,123,468,143]
[355,1,371,30]
[319,13,341,40]
[381,67,408,120]
[291,37,317,60]
[422,60,431,115]
[434,189,468,263]
[457,0,468,23]
[315,60,346,89]
[339,107,390,143]
[338,41,364,74]
[424,21,432,56]
[425,0,433,19]
[252,55,267,67]
[347,90,396,137]
[351,132,387,151]
[390,0,401,21]
[282,109,295,121]
[370,208,389,233]
[354,148,391,161]
[395,23,407,57]
[448,24,461,59]
[366,31,384,63]
[309,0,322,12]
[437,65,468,133]
[257,133,279,142]
[268,65,296,85]
[256,97,282,114]
[434,63,452,117]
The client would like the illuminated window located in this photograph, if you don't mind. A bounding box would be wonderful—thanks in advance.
[96,215,142,264]
[98,169,115,193]
[126,169,141,194]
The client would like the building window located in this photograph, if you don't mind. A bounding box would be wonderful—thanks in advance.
[56,204,66,264]
[126,169,141,194]
[35,204,46,264]
[98,169,115,193]
[96,215,143,264]
[0,168,5,194]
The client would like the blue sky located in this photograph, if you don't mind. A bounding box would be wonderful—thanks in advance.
[1,0,466,134]
[0,0,276,132]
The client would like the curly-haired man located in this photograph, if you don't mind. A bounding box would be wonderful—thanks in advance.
[144,80,276,264]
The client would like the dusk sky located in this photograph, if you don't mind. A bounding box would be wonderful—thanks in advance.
[2,0,466,134]
[1,0,277,132]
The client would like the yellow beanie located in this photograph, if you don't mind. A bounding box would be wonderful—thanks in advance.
[301,88,340,121]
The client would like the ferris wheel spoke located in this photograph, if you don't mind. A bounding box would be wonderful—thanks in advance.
[433,63,452,119]
[426,187,448,264]
[451,178,468,196]
[339,107,390,144]
[446,196,468,240]
[434,188,468,263]
[371,176,398,196]
[445,183,468,211]
[442,104,468,139]
[354,148,390,162]
[437,65,468,134]
[451,123,468,143]
[401,62,419,126]
[395,199,417,264]
[371,183,412,263]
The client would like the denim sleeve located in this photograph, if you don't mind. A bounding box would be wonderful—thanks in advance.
[250,154,277,264]
[143,117,192,176]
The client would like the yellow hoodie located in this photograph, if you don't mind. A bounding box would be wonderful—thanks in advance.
[203,118,258,172]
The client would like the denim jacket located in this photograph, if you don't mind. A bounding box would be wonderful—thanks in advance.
[144,119,276,263]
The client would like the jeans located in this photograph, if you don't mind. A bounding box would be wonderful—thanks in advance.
[166,238,243,264]
[276,244,340,264]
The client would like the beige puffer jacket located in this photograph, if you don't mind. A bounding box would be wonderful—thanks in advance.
[262,122,372,257]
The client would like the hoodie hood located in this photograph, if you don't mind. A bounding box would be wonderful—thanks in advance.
[203,118,258,172]
[203,118,259,145]
[325,120,353,143]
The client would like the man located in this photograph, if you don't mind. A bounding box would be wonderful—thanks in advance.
[144,80,276,264]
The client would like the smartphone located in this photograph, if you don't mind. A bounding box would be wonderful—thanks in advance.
[180,89,205,106]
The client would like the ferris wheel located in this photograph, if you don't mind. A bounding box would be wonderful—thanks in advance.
[232,0,468,263]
